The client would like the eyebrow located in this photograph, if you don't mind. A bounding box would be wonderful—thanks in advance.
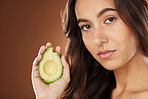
[77,8,116,24]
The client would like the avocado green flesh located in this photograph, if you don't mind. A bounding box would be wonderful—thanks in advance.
[38,47,63,83]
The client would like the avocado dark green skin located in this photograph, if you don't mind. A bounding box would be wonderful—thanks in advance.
[38,47,63,83]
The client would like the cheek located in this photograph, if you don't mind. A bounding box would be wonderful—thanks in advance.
[116,27,138,56]
[119,33,138,62]
[82,34,96,53]
[98,23,138,70]
[102,32,138,70]
[82,32,93,47]
[108,21,138,55]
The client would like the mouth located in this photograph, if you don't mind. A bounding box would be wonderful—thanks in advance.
[98,50,116,59]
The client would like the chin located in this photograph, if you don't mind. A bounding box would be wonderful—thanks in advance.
[99,60,126,71]
[103,65,120,71]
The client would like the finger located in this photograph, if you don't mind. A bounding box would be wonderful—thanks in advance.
[32,63,39,79]
[32,55,42,78]
[32,66,39,78]
[61,56,70,83]
[32,55,46,85]
[55,46,61,56]
[38,45,46,56]
[33,55,42,66]
[31,70,47,95]
[46,42,52,48]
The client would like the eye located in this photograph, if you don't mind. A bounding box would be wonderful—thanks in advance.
[80,25,92,31]
[104,17,116,24]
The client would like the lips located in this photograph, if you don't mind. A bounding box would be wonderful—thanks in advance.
[98,50,116,59]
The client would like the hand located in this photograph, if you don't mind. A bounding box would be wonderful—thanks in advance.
[31,42,70,99]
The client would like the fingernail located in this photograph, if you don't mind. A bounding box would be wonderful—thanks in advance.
[56,46,60,49]
[41,45,45,49]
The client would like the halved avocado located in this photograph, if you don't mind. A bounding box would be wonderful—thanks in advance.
[38,47,63,83]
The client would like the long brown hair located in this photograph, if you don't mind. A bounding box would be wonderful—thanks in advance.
[62,0,148,99]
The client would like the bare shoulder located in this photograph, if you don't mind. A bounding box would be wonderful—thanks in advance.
[111,89,148,99]
[130,90,148,99]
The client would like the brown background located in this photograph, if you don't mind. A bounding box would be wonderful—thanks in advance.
[1,0,67,98]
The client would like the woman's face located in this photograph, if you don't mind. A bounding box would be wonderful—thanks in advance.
[75,0,139,70]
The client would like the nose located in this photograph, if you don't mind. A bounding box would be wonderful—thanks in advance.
[93,29,108,46]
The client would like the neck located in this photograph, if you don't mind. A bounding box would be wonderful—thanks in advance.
[113,50,148,92]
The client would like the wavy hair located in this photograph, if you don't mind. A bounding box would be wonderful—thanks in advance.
[61,0,148,99]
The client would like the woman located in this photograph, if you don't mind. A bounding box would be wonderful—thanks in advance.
[32,0,148,99]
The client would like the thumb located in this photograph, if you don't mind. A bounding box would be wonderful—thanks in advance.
[61,55,70,83]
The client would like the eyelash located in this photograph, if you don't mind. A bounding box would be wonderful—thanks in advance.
[80,17,116,31]
[104,17,116,24]
[80,24,92,31]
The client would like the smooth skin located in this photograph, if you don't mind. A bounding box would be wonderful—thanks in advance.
[32,0,148,99]
[32,42,70,99]
[75,0,148,99]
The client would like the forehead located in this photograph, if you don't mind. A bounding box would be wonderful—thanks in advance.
[75,0,115,9]
[75,0,115,18]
